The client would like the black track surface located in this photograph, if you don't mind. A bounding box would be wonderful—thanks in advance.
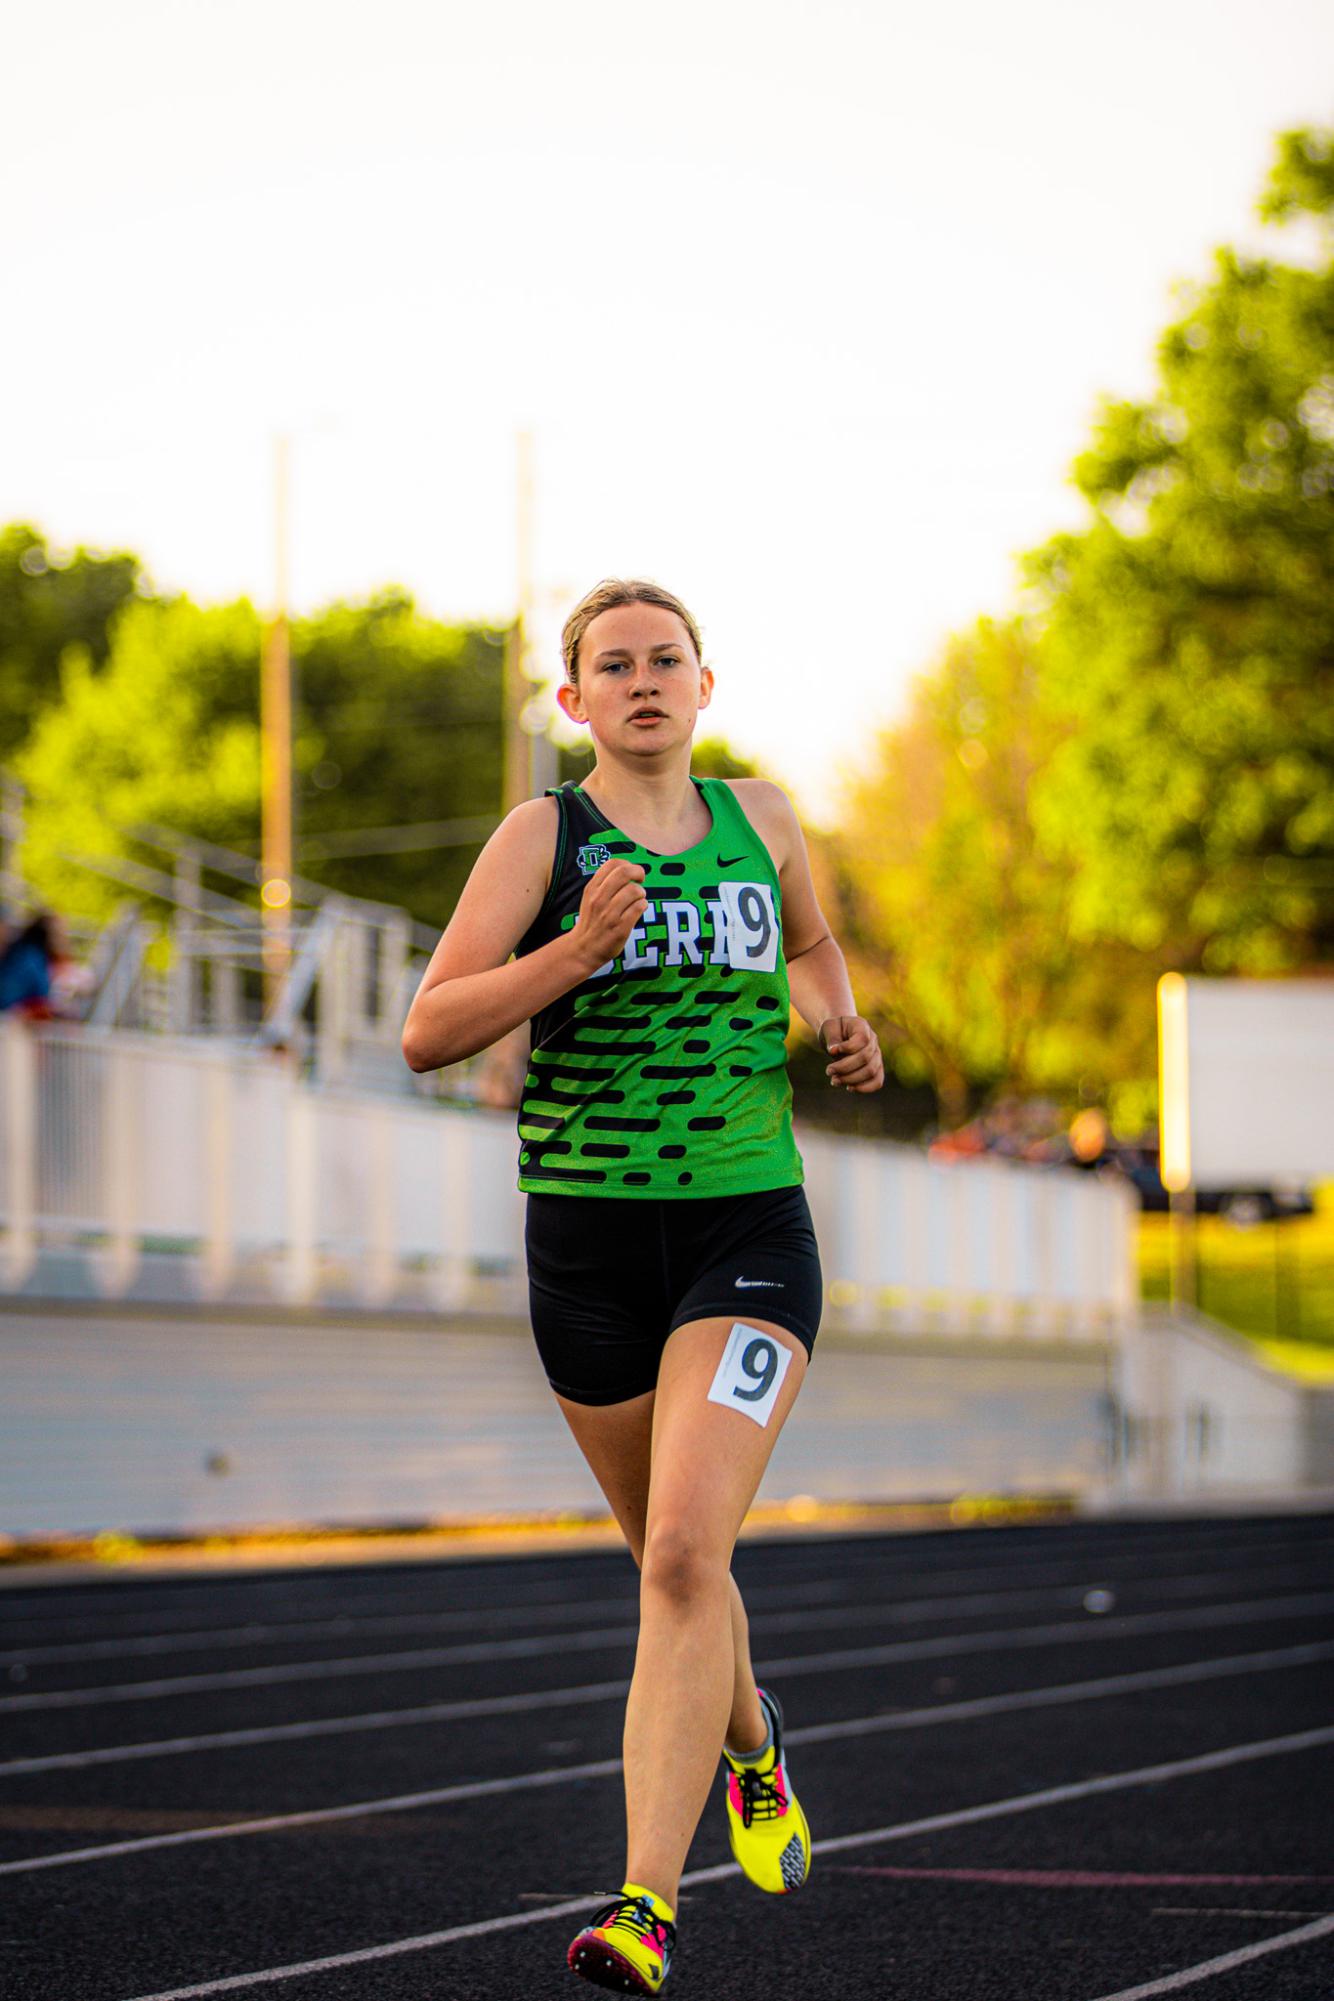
[2,1513,1332,2000]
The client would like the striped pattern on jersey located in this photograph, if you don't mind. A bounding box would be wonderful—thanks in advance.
[513,777,804,1199]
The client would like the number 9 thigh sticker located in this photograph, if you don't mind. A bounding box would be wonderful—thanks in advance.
[706,1322,794,1427]
[719,880,779,973]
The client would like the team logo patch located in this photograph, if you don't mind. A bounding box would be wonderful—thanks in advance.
[576,842,613,876]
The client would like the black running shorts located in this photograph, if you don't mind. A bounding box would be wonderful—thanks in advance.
[524,1184,822,1406]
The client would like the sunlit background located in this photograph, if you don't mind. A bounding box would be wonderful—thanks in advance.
[3,0,1331,805]
[1,1,1332,1552]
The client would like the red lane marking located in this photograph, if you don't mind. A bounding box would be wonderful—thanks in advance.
[828,1867,1334,1889]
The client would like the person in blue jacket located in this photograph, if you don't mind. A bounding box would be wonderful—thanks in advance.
[0,913,57,1014]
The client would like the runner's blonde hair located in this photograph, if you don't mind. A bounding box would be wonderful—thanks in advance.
[560,579,703,686]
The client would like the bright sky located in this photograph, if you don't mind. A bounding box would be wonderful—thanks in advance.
[3,0,1331,819]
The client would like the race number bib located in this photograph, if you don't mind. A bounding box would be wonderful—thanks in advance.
[706,1322,793,1428]
[718,880,779,973]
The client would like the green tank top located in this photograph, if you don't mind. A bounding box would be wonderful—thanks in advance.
[513,776,804,1199]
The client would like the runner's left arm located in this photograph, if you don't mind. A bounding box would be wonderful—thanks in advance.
[744,784,884,1095]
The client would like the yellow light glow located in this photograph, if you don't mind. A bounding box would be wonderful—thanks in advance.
[1157,973,1191,1192]
[261,878,292,909]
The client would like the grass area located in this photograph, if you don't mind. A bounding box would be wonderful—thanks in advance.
[1138,1181,1334,1364]
[1250,1337,1334,1383]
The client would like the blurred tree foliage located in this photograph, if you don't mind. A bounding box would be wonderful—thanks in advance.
[287,591,505,926]
[830,620,1157,1130]
[691,737,762,780]
[833,125,1332,1133]
[12,589,506,934]
[14,595,266,925]
[11,577,761,939]
[1023,124,1334,975]
[9,131,1326,1143]
[0,523,144,759]
[557,732,760,783]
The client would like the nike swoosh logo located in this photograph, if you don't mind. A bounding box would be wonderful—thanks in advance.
[717,852,747,867]
[736,1278,784,1289]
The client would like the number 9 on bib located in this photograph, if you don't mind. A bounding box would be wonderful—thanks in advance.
[706,1322,793,1428]
[718,880,779,972]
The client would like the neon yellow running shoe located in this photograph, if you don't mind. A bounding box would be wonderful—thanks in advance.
[723,1687,811,1894]
[567,1882,677,1994]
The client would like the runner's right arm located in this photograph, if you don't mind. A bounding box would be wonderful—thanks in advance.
[402,799,647,1072]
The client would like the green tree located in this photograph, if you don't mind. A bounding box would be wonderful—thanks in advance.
[12,589,508,935]
[830,619,1153,1128]
[289,591,505,926]
[1023,125,1334,975]
[13,566,770,945]
[557,732,760,784]
[0,523,144,759]
[690,737,761,780]
[13,595,263,928]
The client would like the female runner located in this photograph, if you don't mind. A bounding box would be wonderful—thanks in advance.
[403,578,883,1993]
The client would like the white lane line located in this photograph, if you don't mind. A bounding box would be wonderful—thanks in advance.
[0,1574,841,1668]
[1083,1912,1334,1999]
[5,1585,1085,1709]
[9,1527,1330,1658]
[3,1638,1328,1877]
[6,1590,1332,1776]
[7,1576,1331,1714]
[112,1723,1334,2001]
[807,1724,1334,1855]
[8,1535,1327,1665]
[0,1621,641,1713]
[0,1675,633,1777]
[756,1589,1334,1681]
[0,1581,1161,1708]
[0,1754,622,1876]
[788,1638,1334,1748]
[0,1597,644,1668]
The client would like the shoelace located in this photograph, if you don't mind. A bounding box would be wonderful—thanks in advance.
[734,1760,786,1828]
[592,1894,671,1948]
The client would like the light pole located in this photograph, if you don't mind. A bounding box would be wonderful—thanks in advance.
[261,433,294,1006]
[503,428,558,813]
[482,430,557,1109]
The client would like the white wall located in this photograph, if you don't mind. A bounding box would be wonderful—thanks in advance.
[1109,1306,1313,1499]
[0,1020,1139,1338]
[2,1023,1324,1527]
[0,1305,1114,1538]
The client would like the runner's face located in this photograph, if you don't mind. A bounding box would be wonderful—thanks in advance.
[557,603,712,752]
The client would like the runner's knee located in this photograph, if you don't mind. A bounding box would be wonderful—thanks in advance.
[641,1517,729,1609]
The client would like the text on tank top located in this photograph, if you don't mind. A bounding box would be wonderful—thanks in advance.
[513,776,804,1198]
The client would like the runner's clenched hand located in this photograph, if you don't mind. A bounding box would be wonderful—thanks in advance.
[820,1015,884,1093]
[570,859,648,973]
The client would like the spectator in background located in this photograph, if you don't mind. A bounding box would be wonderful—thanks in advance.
[1067,1106,1112,1170]
[928,1096,1113,1169]
[0,910,84,1020]
[986,1096,1032,1159]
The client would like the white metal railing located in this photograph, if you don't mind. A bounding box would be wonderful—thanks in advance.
[0,1020,1138,1334]
[1,768,445,1087]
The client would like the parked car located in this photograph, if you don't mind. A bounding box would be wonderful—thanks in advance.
[1098,1137,1314,1222]
[929,1103,1315,1222]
